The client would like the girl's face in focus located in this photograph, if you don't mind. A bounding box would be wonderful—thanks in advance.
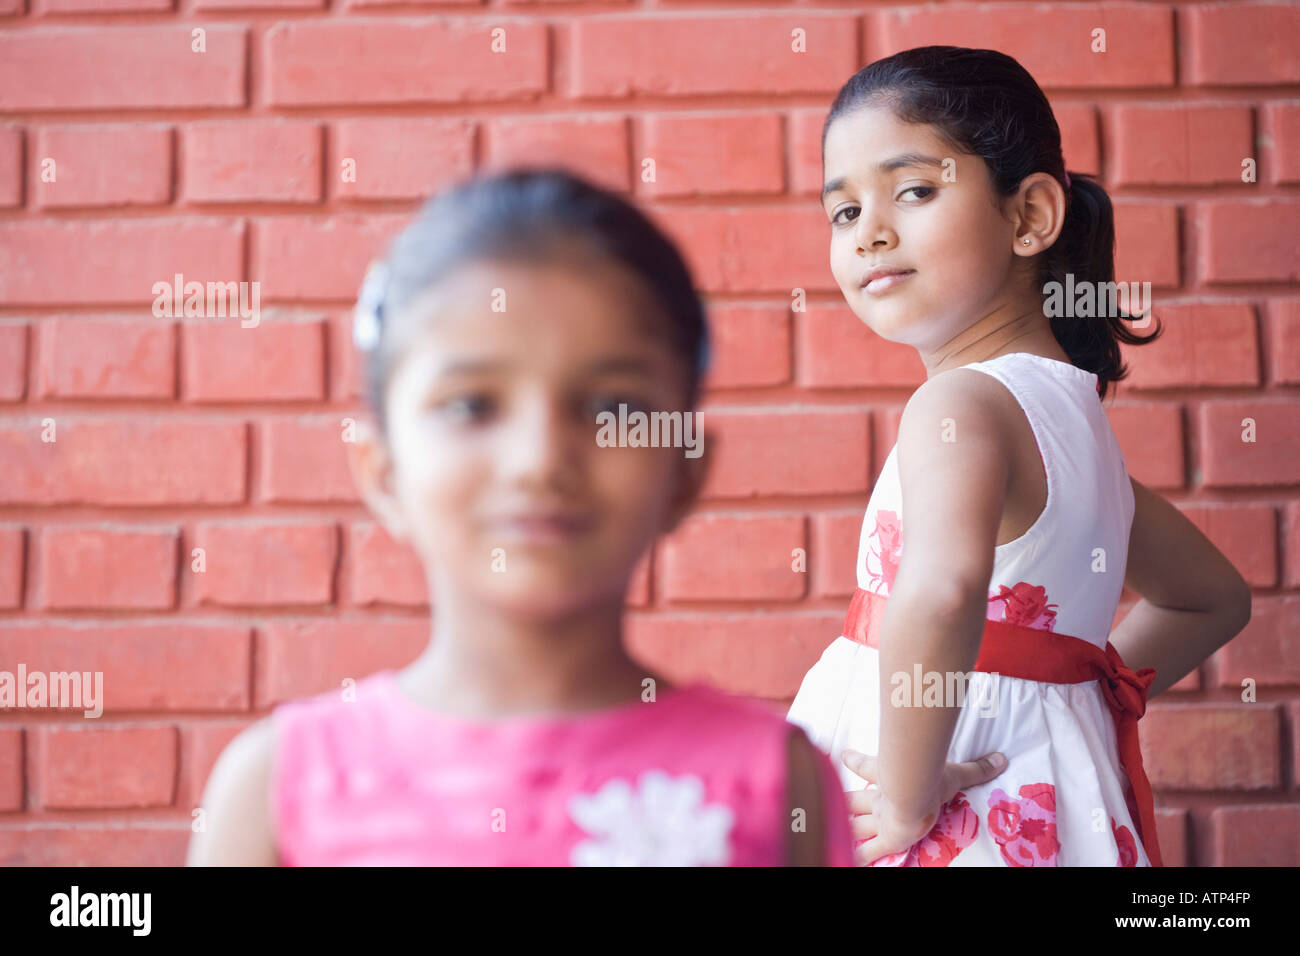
[821,104,1030,352]
[351,256,708,620]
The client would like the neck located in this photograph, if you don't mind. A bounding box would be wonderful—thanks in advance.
[399,584,653,719]
[919,298,1070,379]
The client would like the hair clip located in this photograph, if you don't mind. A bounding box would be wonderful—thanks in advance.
[353,260,388,352]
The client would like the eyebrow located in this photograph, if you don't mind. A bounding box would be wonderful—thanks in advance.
[821,153,948,201]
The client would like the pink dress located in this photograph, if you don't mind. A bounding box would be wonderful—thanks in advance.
[272,669,855,866]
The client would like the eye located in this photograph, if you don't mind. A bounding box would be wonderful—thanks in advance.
[586,394,649,418]
[435,393,496,424]
[900,185,935,201]
[830,205,859,227]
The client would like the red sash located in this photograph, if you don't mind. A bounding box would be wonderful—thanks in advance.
[842,586,1163,867]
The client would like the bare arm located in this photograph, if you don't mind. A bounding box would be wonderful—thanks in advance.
[874,371,1011,824]
[1108,478,1252,698]
[185,718,280,866]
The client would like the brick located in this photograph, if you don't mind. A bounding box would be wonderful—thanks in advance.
[0,218,244,306]
[0,526,22,608]
[35,0,173,10]
[260,418,359,504]
[183,120,322,204]
[1199,400,1300,487]
[812,511,862,598]
[0,419,247,505]
[872,407,903,479]
[658,513,806,603]
[256,621,429,706]
[1121,303,1258,390]
[1198,200,1300,284]
[1139,703,1280,790]
[1267,299,1300,383]
[1180,503,1277,589]
[0,26,246,111]
[266,18,548,107]
[569,15,858,98]
[0,729,20,811]
[1114,204,1181,289]
[0,126,21,207]
[195,521,336,607]
[40,525,177,610]
[38,725,177,809]
[485,115,629,193]
[183,720,253,809]
[1053,102,1101,176]
[796,302,926,389]
[1208,805,1300,866]
[1111,105,1253,186]
[1107,402,1185,489]
[657,206,836,293]
[1185,3,1300,85]
[1214,597,1300,688]
[701,410,870,499]
[639,113,782,198]
[255,215,405,301]
[1263,102,1300,185]
[1154,808,1187,868]
[0,826,188,866]
[334,117,474,201]
[345,0,477,7]
[789,107,829,198]
[0,623,251,711]
[625,611,842,699]
[329,312,365,401]
[37,318,175,399]
[198,0,319,8]
[348,521,428,607]
[702,305,790,390]
[35,124,172,208]
[0,323,27,401]
[183,320,324,402]
[1287,503,1300,589]
[869,4,1174,89]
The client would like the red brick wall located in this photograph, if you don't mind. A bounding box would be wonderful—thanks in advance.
[1,1,1298,866]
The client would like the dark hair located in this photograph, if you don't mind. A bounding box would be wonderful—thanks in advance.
[354,168,710,435]
[823,46,1161,399]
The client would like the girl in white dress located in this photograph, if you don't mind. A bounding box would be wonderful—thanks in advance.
[789,46,1253,866]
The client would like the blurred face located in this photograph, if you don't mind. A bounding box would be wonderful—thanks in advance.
[363,256,705,620]
[821,104,1025,351]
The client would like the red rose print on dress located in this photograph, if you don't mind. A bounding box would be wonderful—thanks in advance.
[987,783,1060,866]
[863,791,979,867]
[1112,817,1138,867]
[866,510,903,597]
[987,582,1059,631]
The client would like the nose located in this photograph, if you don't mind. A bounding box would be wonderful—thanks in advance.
[854,199,898,254]
[498,389,583,492]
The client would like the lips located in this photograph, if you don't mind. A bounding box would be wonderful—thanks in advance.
[492,512,596,543]
[860,269,915,295]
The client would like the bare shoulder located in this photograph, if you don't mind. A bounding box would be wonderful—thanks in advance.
[785,726,828,866]
[899,366,1020,442]
[186,716,280,866]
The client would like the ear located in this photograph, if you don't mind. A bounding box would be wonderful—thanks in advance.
[345,418,410,543]
[1010,171,1068,253]
[661,423,716,536]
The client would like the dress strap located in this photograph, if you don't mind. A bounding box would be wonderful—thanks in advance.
[842,586,1163,867]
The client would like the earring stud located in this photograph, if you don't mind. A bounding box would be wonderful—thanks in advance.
[1022,238,1031,246]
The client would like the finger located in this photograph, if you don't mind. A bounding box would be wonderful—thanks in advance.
[850,813,879,841]
[844,788,881,815]
[953,751,1008,789]
[854,837,902,867]
[841,749,877,784]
